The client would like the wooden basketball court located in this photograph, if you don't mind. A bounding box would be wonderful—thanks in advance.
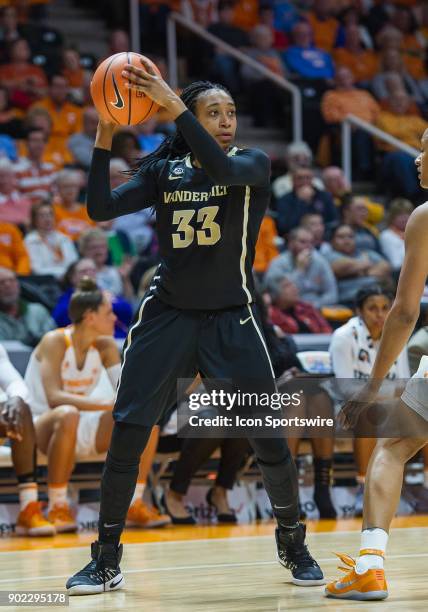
[0,516,427,610]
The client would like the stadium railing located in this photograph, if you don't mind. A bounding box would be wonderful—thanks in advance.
[341,114,419,184]
[165,11,303,142]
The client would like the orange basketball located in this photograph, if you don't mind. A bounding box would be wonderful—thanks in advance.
[90,52,161,126]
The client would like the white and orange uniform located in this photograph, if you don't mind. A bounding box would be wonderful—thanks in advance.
[25,327,116,458]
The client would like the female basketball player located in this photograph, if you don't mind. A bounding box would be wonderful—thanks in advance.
[25,278,169,533]
[329,284,410,517]
[325,131,428,600]
[67,60,324,594]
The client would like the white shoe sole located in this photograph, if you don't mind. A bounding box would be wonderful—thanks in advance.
[54,524,78,533]
[325,589,388,600]
[277,554,326,586]
[67,574,125,596]
[16,525,56,537]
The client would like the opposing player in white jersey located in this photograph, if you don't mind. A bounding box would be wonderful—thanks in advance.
[326,130,428,600]
[25,277,170,533]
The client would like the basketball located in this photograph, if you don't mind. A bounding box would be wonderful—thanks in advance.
[90,52,161,126]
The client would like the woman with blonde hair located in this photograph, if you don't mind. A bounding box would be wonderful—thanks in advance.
[379,198,414,272]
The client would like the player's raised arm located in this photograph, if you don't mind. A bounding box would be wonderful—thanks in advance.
[123,59,270,187]
[87,119,159,221]
[369,203,428,383]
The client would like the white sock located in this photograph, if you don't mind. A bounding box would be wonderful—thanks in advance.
[48,485,68,511]
[131,482,146,505]
[18,483,38,511]
[355,528,388,574]
[423,470,428,488]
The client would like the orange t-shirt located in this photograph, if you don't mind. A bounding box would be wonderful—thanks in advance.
[306,13,339,52]
[0,222,30,275]
[53,201,94,241]
[321,89,380,124]
[232,0,259,31]
[254,216,279,274]
[31,98,83,153]
[0,63,47,92]
[16,139,73,171]
[333,48,379,82]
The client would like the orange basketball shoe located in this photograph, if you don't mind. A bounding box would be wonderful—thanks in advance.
[126,499,171,528]
[48,503,78,533]
[16,501,56,536]
[325,551,388,601]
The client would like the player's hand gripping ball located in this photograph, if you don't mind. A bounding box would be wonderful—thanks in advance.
[90,52,161,125]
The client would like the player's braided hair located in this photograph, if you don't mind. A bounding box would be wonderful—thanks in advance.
[133,80,232,175]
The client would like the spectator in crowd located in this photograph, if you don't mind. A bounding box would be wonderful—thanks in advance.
[265,227,338,308]
[53,169,94,242]
[324,224,391,307]
[96,218,135,267]
[258,4,288,50]
[371,48,425,108]
[110,130,142,168]
[24,201,78,279]
[0,38,47,110]
[0,266,55,345]
[133,116,165,155]
[0,158,32,228]
[254,214,279,276]
[0,221,30,275]
[272,141,323,200]
[321,66,380,179]
[268,275,332,334]
[0,84,23,138]
[341,195,380,253]
[109,158,156,255]
[333,23,379,84]
[321,165,384,228]
[306,0,339,53]
[31,74,83,156]
[299,213,328,252]
[21,107,74,169]
[109,28,129,55]
[274,167,338,236]
[272,0,300,34]
[25,278,170,532]
[52,258,132,339]
[14,128,56,204]
[0,343,55,537]
[0,6,30,54]
[335,4,373,50]
[329,284,410,515]
[61,47,84,103]
[376,23,426,85]
[68,106,99,170]
[379,197,414,273]
[390,5,426,80]
[206,0,249,94]
[376,91,428,201]
[78,228,134,301]
[283,20,335,80]
[232,0,260,31]
[241,24,288,127]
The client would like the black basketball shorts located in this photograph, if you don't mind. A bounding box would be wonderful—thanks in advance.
[113,294,276,426]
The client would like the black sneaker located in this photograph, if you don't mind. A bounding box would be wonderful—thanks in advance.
[275,523,325,586]
[66,541,125,595]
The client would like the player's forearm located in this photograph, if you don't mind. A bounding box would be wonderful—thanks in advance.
[371,305,419,382]
[94,121,115,151]
[175,110,268,186]
[47,390,112,411]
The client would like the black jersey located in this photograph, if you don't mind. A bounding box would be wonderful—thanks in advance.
[87,111,271,309]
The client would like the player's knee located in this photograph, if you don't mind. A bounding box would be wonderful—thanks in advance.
[54,405,80,431]
[378,437,426,462]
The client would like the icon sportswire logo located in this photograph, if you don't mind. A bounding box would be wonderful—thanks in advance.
[110,73,124,109]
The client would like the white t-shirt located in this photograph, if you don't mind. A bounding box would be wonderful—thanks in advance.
[0,344,29,403]
[329,316,410,380]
